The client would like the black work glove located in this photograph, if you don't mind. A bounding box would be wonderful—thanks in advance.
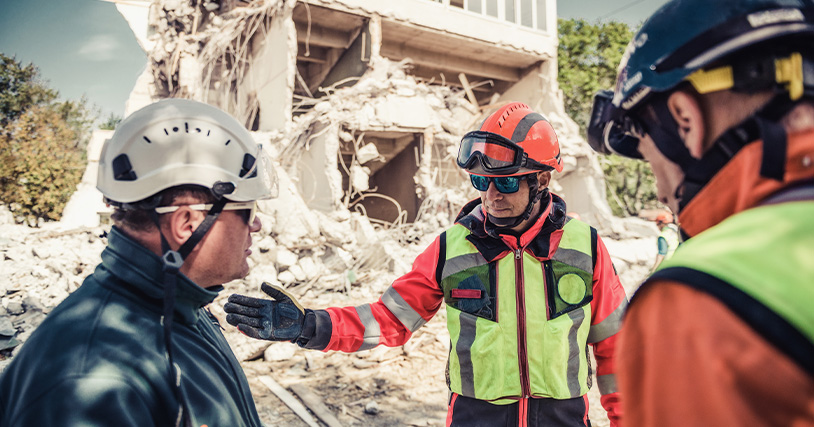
[224,282,306,342]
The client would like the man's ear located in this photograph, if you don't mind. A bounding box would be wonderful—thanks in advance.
[164,207,203,248]
[667,90,706,158]
[537,171,551,188]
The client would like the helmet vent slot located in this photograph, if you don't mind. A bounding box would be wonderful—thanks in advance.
[112,154,137,181]
[143,136,152,144]
[240,153,257,178]
[225,139,231,146]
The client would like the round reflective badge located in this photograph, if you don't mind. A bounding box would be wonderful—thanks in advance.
[557,274,587,305]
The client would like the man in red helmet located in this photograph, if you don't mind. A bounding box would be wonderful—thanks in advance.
[224,102,627,426]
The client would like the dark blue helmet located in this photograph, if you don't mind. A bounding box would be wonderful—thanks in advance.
[588,0,814,159]
[614,0,814,116]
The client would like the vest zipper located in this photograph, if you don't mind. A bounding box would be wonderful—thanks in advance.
[514,247,531,398]
[518,396,529,427]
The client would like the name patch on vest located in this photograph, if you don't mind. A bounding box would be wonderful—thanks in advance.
[451,289,482,299]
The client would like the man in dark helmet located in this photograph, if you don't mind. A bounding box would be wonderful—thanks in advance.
[0,99,277,426]
[224,102,627,426]
[587,0,814,424]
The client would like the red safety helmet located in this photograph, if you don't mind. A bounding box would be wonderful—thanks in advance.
[457,102,563,176]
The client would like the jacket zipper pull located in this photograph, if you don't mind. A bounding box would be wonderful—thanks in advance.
[515,249,522,260]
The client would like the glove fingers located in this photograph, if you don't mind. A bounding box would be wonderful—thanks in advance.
[223,301,262,318]
[227,293,266,308]
[261,282,305,313]
[225,313,263,329]
[260,282,292,303]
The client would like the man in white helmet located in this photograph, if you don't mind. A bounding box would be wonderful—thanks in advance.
[0,99,277,427]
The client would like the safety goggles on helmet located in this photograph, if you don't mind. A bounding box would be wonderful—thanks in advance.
[587,90,646,159]
[588,52,813,160]
[469,174,527,193]
[457,131,550,175]
[155,201,258,224]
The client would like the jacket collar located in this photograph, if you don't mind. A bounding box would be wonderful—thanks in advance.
[680,129,814,237]
[456,192,568,261]
[94,227,221,324]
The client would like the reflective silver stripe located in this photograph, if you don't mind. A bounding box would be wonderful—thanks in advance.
[442,252,489,281]
[587,298,628,344]
[354,304,380,351]
[382,286,427,332]
[456,314,477,397]
[566,308,586,397]
[597,374,618,395]
[552,247,594,275]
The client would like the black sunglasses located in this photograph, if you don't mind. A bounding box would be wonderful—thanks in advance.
[470,175,524,193]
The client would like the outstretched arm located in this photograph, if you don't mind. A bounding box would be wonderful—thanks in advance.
[224,235,445,353]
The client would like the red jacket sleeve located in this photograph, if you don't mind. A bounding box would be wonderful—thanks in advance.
[588,235,627,427]
[321,235,445,353]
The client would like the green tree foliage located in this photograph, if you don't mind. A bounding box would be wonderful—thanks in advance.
[0,53,93,226]
[99,112,122,130]
[0,56,57,129]
[557,18,660,217]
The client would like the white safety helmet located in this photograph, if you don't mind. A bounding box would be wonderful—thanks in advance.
[97,98,277,205]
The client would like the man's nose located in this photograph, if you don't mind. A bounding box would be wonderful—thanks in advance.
[250,216,262,232]
[486,181,503,198]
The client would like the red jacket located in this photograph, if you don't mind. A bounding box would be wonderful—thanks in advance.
[306,193,626,425]
[617,130,814,426]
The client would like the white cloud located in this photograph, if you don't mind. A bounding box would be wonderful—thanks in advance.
[78,35,121,61]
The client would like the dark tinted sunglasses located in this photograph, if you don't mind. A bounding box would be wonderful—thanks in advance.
[155,201,257,225]
[470,175,523,193]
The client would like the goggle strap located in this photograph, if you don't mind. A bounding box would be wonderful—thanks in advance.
[643,98,698,170]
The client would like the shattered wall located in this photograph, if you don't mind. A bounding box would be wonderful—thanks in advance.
[114,0,298,126]
[110,0,617,231]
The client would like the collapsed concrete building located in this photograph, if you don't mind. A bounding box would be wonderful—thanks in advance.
[106,0,614,228]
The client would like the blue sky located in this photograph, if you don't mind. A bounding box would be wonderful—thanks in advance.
[0,0,668,121]
[0,0,145,120]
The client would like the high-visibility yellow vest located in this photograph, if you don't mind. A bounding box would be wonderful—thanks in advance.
[440,218,595,402]
[650,201,814,376]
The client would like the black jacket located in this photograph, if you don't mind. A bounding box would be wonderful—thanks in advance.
[0,227,262,427]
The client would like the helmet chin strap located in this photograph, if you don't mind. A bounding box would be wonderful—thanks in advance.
[486,175,549,230]
[147,182,235,427]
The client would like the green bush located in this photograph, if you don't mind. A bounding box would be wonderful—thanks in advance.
[0,54,92,226]
[599,155,660,217]
[557,18,659,216]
